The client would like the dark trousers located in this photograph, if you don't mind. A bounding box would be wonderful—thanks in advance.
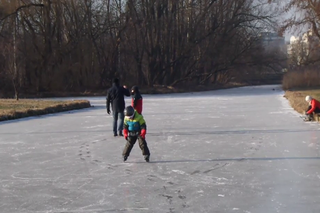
[123,136,150,157]
[113,111,124,134]
[306,106,320,114]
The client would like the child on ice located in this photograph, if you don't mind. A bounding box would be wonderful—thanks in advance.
[122,105,150,162]
[131,85,143,114]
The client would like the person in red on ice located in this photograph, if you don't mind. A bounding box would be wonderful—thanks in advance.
[304,95,320,121]
[131,85,143,114]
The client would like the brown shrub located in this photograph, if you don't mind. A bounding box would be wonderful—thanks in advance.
[282,66,320,90]
[0,100,91,122]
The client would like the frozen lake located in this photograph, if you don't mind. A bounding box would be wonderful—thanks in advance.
[1,85,320,213]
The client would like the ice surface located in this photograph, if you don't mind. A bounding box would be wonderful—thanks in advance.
[1,85,320,213]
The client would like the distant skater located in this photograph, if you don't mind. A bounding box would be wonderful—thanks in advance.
[304,95,320,121]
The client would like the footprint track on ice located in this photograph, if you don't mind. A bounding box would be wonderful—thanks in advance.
[78,140,103,163]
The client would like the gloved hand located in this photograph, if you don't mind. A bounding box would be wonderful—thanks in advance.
[107,108,111,114]
[305,111,309,116]
[140,129,146,139]
[124,129,128,141]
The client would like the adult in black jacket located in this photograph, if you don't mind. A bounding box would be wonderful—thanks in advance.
[106,78,130,136]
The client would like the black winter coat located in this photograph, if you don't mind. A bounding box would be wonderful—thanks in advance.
[106,83,130,112]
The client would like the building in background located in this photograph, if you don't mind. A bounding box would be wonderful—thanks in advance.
[287,30,320,66]
[256,32,287,72]
[259,32,287,54]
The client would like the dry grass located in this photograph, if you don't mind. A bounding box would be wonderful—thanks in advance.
[0,99,91,122]
[282,66,320,116]
[284,89,320,114]
[282,68,320,90]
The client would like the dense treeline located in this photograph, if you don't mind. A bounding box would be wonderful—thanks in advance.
[0,0,284,98]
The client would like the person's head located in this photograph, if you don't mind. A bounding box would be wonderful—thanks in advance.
[113,78,119,85]
[124,105,135,119]
[305,95,312,103]
[131,85,139,95]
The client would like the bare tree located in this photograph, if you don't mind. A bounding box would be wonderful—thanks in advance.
[0,0,284,97]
